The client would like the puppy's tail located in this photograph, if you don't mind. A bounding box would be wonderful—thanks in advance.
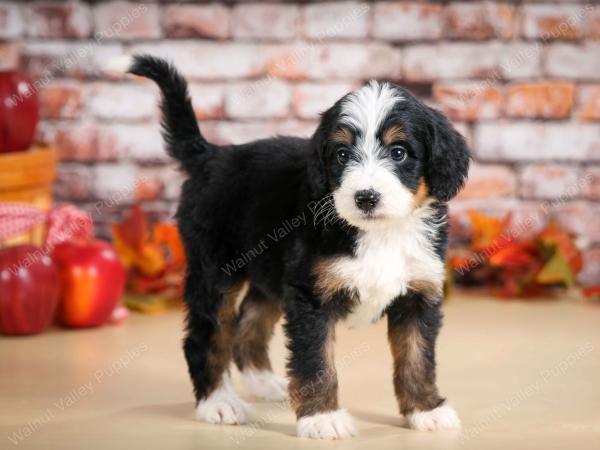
[106,54,214,171]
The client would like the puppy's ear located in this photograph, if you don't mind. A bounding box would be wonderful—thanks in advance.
[308,106,338,197]
[424,107,470,202]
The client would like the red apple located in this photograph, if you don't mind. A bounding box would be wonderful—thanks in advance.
[0,71,39,153]
[52,240,126,328]
[0,245,59,335]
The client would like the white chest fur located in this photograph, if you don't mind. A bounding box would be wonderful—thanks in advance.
[325,210,445,328]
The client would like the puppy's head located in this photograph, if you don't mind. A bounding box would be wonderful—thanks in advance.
[309,81,470,230]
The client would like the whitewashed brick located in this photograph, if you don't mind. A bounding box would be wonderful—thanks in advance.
[578,247,600,286]
[98,125,167,163]
[519,164,582,199]
[231,4,298,40]
[474,122,600,161]
[457,163,517,200]
[27,1,92,38]
[162,4,230,39]
[303,2,370,40]
[404,42,542,82]
[21,41,124,79]
[130,42,268,80]
[0,43,19,71]
[88,82,157,121]
[546,43,600,79]
[93,1,160,40]
[0,2,24,38]
[225,81,292,119]
[189,84,225,120]
[444,2,515,40]
[373,2,444,41]
[93,163,137,202]
[293,82,355,119]
[520,4,588,40]
[267,43,401,80]
[553,201,600,243]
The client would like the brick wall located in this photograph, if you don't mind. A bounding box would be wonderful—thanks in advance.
[1,1,599,284]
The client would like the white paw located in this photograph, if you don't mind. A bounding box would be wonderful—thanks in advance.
[405,403,461,431]
[297,409,357,440]
[241,369,288,401]
[196,375,254,425]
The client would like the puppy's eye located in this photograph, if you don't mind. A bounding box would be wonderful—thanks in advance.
[336,148,350,165]
[390,145,407,162]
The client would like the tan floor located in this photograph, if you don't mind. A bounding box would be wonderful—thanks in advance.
[1,296,599,450]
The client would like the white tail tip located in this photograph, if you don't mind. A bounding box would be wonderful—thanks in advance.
[104,55,133,75]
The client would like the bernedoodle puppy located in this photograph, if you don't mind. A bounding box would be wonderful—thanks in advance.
[111,54,470,439]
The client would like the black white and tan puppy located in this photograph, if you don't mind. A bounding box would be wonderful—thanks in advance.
[110,54,470,439]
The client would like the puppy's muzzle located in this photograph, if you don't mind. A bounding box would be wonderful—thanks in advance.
[354,189,381,213]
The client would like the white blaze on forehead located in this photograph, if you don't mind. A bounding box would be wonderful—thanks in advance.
[340,81,403,162]
[334,81,412,227]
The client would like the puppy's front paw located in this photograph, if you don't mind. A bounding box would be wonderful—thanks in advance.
[405,403,460,431]
[297,409,357,439]
[241,369,288,401]
[196,378,255,425]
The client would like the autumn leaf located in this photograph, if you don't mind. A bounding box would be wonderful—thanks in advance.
[496,261,544,298]
[468,210,511,250]
[111,205,166,277]
[154,223,186,268]
[111,205,186,305]
[112,205,147,252]
[111,228,138,268]
[450,212,587,299]
[137,242,167,277]
[582,286,600,300]
[123,294,170,314]
[489,241,537,267]
[536,250,576,287]
[537,222,582,274]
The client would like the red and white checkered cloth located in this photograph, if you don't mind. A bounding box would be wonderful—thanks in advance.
[0,203,46,241]
[0,202,94,246]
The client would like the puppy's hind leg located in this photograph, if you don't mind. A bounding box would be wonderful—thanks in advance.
[233,287,288,401]
[184,277,254,425]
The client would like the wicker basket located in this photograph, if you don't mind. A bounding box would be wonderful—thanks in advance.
[0,146,57,246]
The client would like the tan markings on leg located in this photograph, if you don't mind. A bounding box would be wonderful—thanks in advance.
[312,258,360,304]
[205,282,246,395]
[408,280,443,305]
[232,281,250,314]
[289,323,339,418]
[382,124,407,145]
[412,178,431,209]
[388,323,443,415]
[313,258,348,300]
[233,294,282,371]
[330,127,353,145]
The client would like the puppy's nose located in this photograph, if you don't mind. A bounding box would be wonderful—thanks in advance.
[354,189,380,213]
